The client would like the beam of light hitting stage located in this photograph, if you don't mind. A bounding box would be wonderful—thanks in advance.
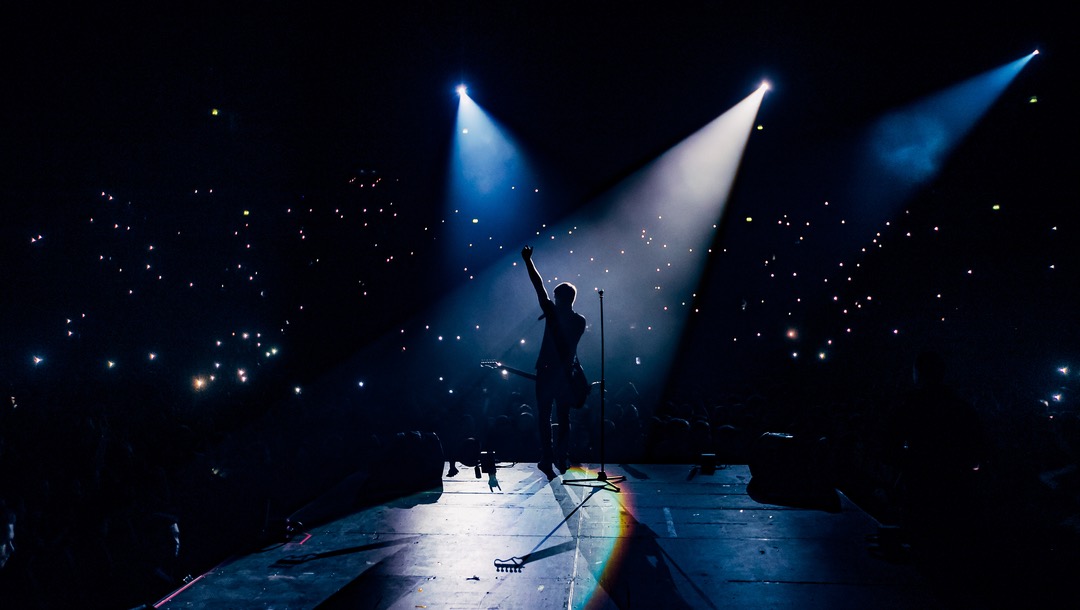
[551,479,708,609]
[545,86,765,610]
[282,88,764,610]
[844,51,1037,235]
[443,84,544,273]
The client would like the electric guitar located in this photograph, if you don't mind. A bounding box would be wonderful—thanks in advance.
[479,360,537,381]
[480,359,591,409]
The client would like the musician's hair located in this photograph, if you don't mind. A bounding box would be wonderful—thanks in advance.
[554,282,577,306]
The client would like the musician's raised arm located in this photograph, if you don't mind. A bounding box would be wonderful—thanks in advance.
[521,245,548,307]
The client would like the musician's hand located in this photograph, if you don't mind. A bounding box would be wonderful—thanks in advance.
[521,245,533,261]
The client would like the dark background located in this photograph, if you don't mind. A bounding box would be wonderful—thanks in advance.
[2,2,1078,607]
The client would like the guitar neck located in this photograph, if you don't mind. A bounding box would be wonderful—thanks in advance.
[480,360,537,381]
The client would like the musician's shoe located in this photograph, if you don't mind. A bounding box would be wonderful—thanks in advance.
[538,461,557,481]
[555,455,569,474]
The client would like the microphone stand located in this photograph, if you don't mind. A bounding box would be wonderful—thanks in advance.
[563,289,625,492]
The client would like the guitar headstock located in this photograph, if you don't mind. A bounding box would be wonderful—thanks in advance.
[479,360,535,381]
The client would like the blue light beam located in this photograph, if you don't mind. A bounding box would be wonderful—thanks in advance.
[444,89,543,273]
[851,53,1037,219]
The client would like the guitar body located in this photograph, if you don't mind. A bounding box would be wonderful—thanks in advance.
[562,359,590,409]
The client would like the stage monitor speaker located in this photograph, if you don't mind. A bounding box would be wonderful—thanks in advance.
[747,432,840,513]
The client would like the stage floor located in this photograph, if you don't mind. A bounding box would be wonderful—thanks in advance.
[155,463,942,609]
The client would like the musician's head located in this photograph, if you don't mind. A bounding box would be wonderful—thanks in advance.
[554,282,577,309]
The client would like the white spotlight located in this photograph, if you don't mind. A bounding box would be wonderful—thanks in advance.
[456,84,468,97]
[759,80,771,92]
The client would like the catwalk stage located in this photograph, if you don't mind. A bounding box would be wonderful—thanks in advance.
[151,462,950,609]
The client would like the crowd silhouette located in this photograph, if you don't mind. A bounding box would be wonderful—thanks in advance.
[3,349,1080,607]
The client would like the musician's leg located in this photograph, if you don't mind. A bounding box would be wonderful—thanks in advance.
[535,372,557,479]
[536,400,553,463]
[554,399,571,472]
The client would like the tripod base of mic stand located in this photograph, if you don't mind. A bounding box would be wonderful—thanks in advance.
[562,466,626,493]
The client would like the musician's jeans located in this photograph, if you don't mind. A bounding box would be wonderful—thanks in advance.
[536,365,571,464]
